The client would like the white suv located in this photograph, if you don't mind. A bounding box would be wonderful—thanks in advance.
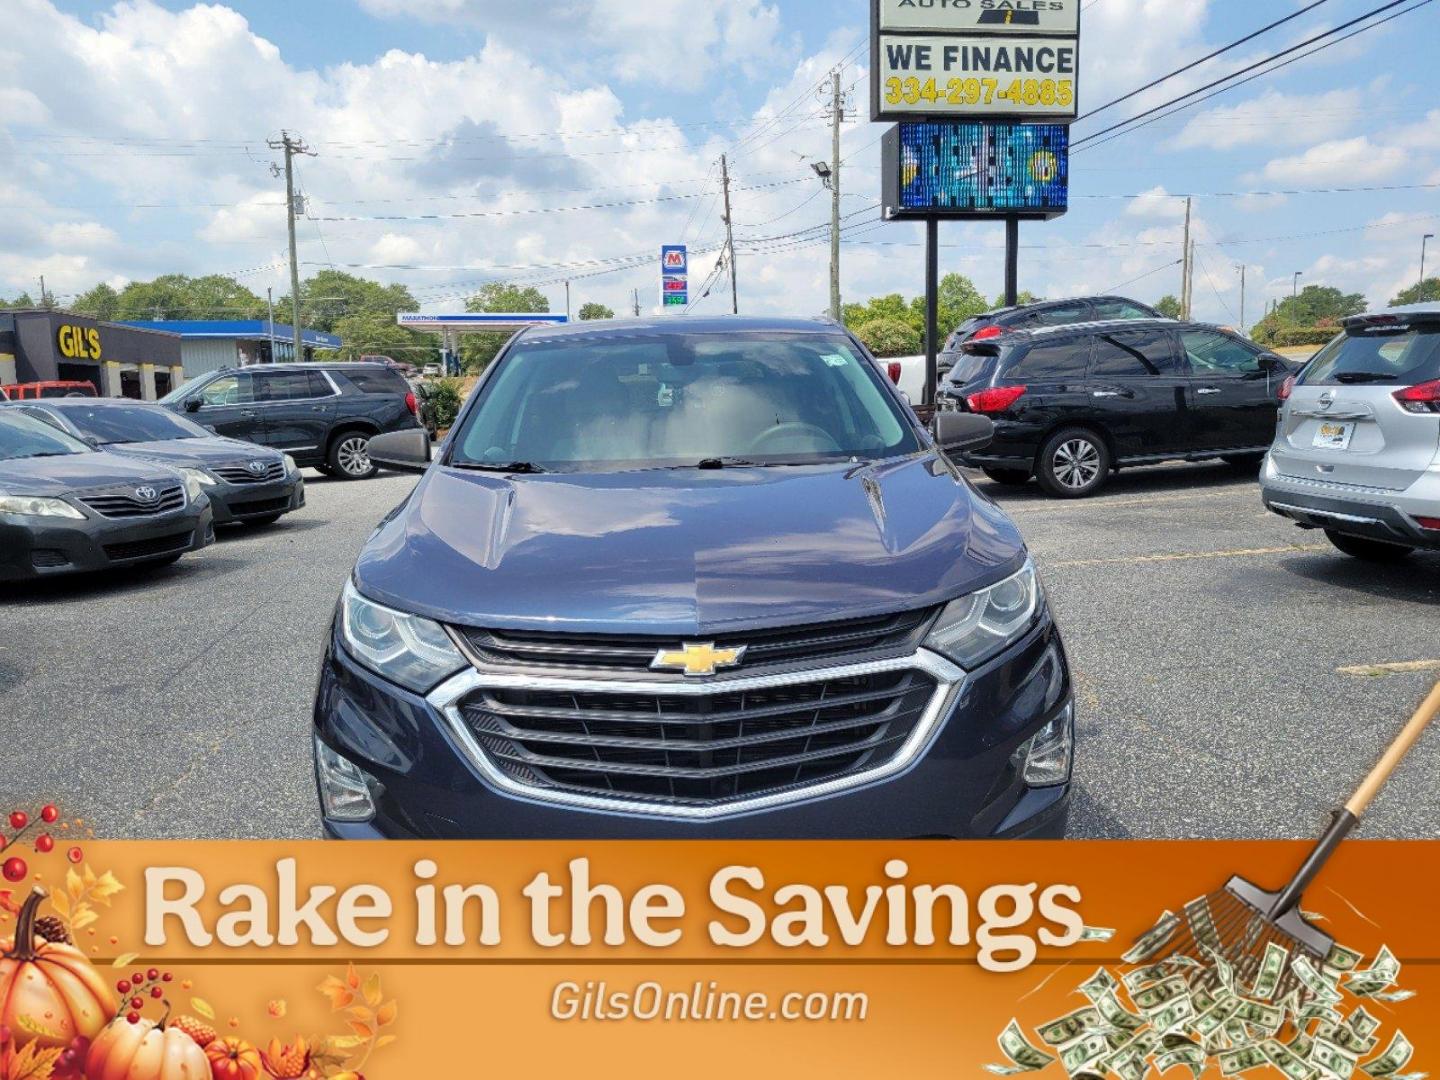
[1261,303,1440,560]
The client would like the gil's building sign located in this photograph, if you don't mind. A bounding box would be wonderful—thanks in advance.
[0,309,183,399]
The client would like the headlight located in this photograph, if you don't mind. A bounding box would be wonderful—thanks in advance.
[923,559,1041,669]
[1013,703,1074,787]
[179,468,212,501]
[0,493,85,520]
[340,580,466,692]
[283,453,298,475]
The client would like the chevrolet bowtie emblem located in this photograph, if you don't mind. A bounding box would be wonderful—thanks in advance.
[650,641,746,677]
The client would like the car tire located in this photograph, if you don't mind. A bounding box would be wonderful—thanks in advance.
[981,467,1031,486]
[1036,428,1110,498]
[243,513,284,527]
[327,431,378,480]
[1324,530,1414,562]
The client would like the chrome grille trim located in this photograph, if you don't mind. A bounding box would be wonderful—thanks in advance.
[426,650,965,820]
[214,460,287,484]
[80,485,186,518]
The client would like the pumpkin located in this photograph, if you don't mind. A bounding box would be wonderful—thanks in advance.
[205,1036,264,1080]
[85,1014,210,1080]
[0,887,115,1050]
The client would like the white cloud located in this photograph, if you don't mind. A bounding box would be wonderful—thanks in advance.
[1169,86,1368,151]
[1124,186,1187,220]
[1260,137,1409,185]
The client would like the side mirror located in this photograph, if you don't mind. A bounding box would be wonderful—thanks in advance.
[183,397,202,412]
[368,428,432,474]
[932,411,994,453]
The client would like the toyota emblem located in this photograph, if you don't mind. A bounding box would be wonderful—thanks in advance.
[134,486,158,502]
[247,459,268,475]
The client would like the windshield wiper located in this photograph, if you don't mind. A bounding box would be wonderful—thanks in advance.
[696,456,761,469]
[1333,371,1399,383]
[451,460,547,474]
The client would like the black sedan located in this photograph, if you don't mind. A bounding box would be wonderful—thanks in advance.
[0,410,213,581]
[9,399,304,526]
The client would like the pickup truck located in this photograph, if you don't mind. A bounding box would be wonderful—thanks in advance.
[312,316,1074,840]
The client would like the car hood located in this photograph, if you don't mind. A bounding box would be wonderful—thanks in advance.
[354,454,1027,635]
[0,450,182,497]
[103,437,281,470]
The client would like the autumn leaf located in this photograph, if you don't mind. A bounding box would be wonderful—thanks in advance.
[70,907,98,932]
[361,973,382,1008]
[43,892,65,919]
[82,864,96,890]
[317,976,354,1011]
[14,1015,64,1041]
[3,1041,63,1080]
[90,871,124,905]
[321,1035,366,1053]
[65,869,83,902]
[375,1001,397,1027]
[191,998,216,1021]
[374,1034,397,1050]
[111,952,138,968]
[346,1021,373,1041]
[345,963,360,990]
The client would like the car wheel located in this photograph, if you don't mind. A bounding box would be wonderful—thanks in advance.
[328,432,378,479]
[1324,530,1414,562]
[981,467,1031,486]
[1036,428,1110,498]
[243,513,284,527]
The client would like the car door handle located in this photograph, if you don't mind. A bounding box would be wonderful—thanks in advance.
[1197,387,1222,395]
[1091,390,1125,398]
[240,408,258,416]
[311,405,327,412]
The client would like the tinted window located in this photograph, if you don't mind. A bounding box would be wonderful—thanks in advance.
[1005,340,1088,379]
[1023,303,1091,328]
[258,370,329,401]
[45,404,211,444]
[0,410,92,460]
[1181,330,1261,376]
[1093,299,1156,320]
[198,373,254,406]
[1302,324,1440,387]
[39,383,96,398]
[944,350,997,385]
[1091,331,1182,377]
[453,333,920,471]
[340,368,409,395]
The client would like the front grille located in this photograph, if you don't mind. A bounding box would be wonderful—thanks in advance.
[103,532,191,561]
[30,549,70,568]
[457,607,936,674]
[214,460,286,484]
[230,495,291,516]
[81,485,184,519]
[457,668,937,806]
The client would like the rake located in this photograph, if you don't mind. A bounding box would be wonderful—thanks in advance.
[1133,679,1440,1004]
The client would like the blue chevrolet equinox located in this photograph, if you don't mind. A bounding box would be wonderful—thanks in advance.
[312,317,1074,839]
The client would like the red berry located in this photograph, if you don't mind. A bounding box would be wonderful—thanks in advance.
[130,996,143,1010]
[35,834,54,853]
[131,972,144,985]
[41,805,59,824]
[2,857,26,882]
[8,811,27,831]
[150,987,163,999]
[66,846,83,864]
[147,968,159,981]
[161,972,173,982]
[126,1012,140,1025]
[116,980,131,994]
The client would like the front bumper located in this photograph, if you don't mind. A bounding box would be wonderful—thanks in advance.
[313,616,1073,840]
[1260,461,1440,550]
[0,502,214,581]
[209,475,305,524]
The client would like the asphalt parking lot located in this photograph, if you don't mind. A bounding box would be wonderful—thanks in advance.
[2,463,1437,840]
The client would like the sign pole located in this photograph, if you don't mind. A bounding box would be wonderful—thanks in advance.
[924,216,939,407]
[1004,217,1020,307]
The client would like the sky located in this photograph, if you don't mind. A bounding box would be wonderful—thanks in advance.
[0,0,1437,330]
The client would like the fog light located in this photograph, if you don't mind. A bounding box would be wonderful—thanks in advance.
[1015,703,1074,787]
[314,736,377,822]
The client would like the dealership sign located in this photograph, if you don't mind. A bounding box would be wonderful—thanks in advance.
[871,0,1079,121]
[881,121,1068,220]
[661,244,688,308]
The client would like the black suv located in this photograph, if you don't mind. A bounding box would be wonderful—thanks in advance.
[939,296,1163,378]
[160,363,421,479]
[938,319,1300,497]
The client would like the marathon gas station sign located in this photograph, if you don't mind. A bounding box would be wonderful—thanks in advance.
[872,0,1080,121]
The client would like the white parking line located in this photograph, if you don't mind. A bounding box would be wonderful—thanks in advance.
[1336,660,1440,677]
[1002,490,1251,514]
[1049,543,1327,569]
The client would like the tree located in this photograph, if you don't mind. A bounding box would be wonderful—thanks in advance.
[330,311,439,366]
[1,292,36,309]
[277,270,419,333]
[1272,284,1367,327]
[578,302,614,321]
[459,283,550,372]
[854,317,921,358]
[112,274,266,321]
[1390,278,1440,306]
[72,283,120,321]
[1154,294,1183,319]
[994,290,1038,308]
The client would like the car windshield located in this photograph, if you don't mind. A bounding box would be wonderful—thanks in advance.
[451,331,922,472]
[1302,322,1440,386]
[157,381,192,404]
[51,404,211,444]
[0,410,93,461]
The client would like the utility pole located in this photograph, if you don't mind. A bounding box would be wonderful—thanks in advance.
[719,153,738,314]
[826,70,843,321]
[38,276,48,310]
[565,280,571,321]
[1421,234,1434,295]
[267,131,314,362]
[632,288,641,317]
[266,288,276,364]
[1179,197,1192,320]
[1235,264,1246,332]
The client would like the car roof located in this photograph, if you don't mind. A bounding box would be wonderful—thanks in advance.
[1368,301,1440,317]
[18,397,163,408]
[516,315,842,341]
[977,318,1235,345]
[978,295,1157,320]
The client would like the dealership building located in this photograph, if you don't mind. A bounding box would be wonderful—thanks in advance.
[0,309,184,398]
[120,320,342,376]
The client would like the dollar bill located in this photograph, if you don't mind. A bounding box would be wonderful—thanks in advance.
[1185,896,1222,952]
[1349,1007,1382,1039]
[1123,912,1180,965]
[1079,967,1119,1003]
[1288,1032,1314,1059]
[1366,989,1416,1004]
[1123,963,1171,993]
[1346,947,1400,996]
[1325,943,1365,973]
[1037,1007,1104,1047]
[1233,999,1284,1034]
[1361,1032,1413,1078]
[1094,990,1146,1034]
[1150,995,1196,1034]
[1263,1038,1320,1080]
[1252,941,1290,1001]
[1293,955,1344,1005]
[1318,1021,1379,1057]
[991,1019,1057,1074]
[1203,944,1237,993]
[1060,1033,1112,1075]
[1313,1037,1360,1080]
[1080,925,1116,942]
[1132,975,1189,1014]
[1156,1044,1206,1078]
[1219,1045,1269,1075]
[1193,998,1242,1039]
